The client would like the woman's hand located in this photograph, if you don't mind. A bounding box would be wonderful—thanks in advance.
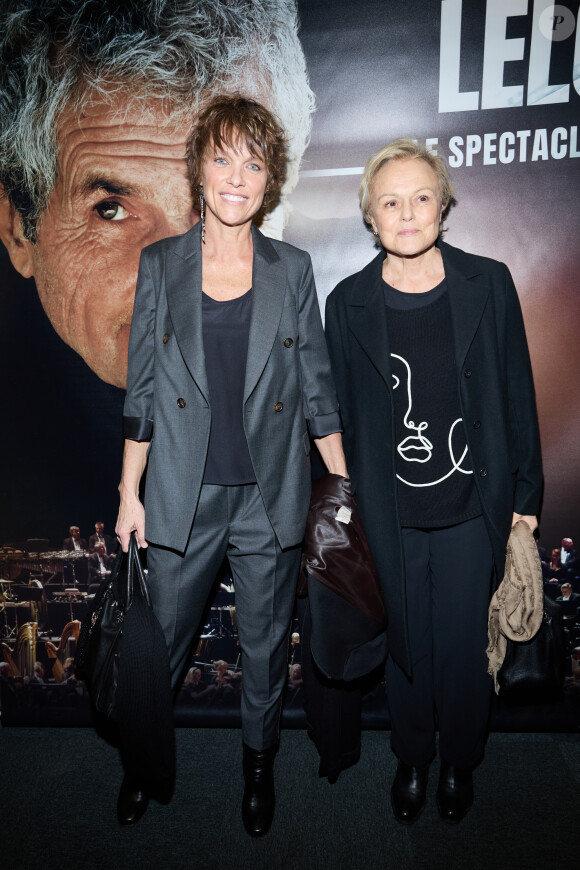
[511,512,538,533]
[116,439,150,551]
[116,493,147,552]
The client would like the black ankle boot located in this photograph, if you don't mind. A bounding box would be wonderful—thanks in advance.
[391,761,429,824]
[242,743,277,836]
[436,761,473,824]
[117,775,149,826]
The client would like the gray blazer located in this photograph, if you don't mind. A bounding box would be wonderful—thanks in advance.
[123,222,340,553]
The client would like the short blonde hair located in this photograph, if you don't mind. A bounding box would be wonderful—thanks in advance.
[359,138,455,227]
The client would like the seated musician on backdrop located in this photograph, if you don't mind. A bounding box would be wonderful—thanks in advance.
[542,548,567,583]
[62,657,78,684]
[182,667,207,695]
[88,521,114,554]
[555,583,580,617]
[62,526,87,552]
[30,662,46,684]
[88,542,114,593]
[177,667,216,706]
[560,538,578,577]
[211,660,233,687]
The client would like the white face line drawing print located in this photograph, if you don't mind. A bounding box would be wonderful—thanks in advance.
[392,353,433,463]
[391,353,473,488]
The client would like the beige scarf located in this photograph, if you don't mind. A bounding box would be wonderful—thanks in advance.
[486,520,544,693]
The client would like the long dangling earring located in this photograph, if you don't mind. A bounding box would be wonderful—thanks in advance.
[200,190,206,244]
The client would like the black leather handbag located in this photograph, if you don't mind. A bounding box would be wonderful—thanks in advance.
[75,532,149,719]
[75,532,175,800]
[498,596,565,699]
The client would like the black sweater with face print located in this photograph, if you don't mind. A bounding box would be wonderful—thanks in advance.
[384,280,481,528]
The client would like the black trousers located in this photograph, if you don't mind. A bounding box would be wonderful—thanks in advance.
[385,515,494,770]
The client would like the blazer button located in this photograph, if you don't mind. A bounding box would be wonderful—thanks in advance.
[273,402,283,412]
[473,420,481,429]
[464,368,472,378]
[283,337,293,348]
[177,398,186,408]
[479,467,487,477]
[163,333,170,344]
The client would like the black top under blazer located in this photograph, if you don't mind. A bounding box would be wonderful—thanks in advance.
[325,240,543,675]
[123,222,340,554]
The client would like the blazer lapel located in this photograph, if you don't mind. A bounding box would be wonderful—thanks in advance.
[165,223,210,404]
[243,225,286,402]
[347,254,394,391]
[346,242,491,390]
[439,242,490,370]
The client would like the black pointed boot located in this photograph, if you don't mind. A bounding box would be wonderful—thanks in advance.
[391,761,429,824]
[436,761,473,823]
[242,742,277,836]
[117,775,149,826]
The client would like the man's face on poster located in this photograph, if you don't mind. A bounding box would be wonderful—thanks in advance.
[2,97,196,388]
[0,1,313,390]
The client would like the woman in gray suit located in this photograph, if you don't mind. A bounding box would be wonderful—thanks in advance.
[116,96,347,833]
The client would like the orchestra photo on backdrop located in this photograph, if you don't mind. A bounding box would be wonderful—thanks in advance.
[0,521,307,720]
[1,524,579,721]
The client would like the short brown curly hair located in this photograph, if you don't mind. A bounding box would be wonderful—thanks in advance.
[186,94,288,218]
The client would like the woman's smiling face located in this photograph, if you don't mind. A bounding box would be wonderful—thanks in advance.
[201,136,268,231]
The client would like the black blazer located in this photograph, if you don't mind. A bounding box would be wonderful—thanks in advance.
[325,240,543,674]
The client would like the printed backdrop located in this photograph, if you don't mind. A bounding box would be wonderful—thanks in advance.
[1,0,579,721]
[287,0,580,550]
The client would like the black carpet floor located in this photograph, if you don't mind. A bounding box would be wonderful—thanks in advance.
[1,727,579,870]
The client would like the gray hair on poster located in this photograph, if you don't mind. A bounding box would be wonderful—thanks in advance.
[0,0,314,240]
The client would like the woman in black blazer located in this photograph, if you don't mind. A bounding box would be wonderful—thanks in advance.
[325,139,542,824]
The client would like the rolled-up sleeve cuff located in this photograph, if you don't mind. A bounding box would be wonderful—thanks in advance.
[123,416,154,441]
[307,411,343,439]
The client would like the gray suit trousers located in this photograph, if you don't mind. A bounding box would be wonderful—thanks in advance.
[146,483,301,750]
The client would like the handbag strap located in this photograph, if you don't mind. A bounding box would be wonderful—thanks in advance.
[126,531,152,609]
